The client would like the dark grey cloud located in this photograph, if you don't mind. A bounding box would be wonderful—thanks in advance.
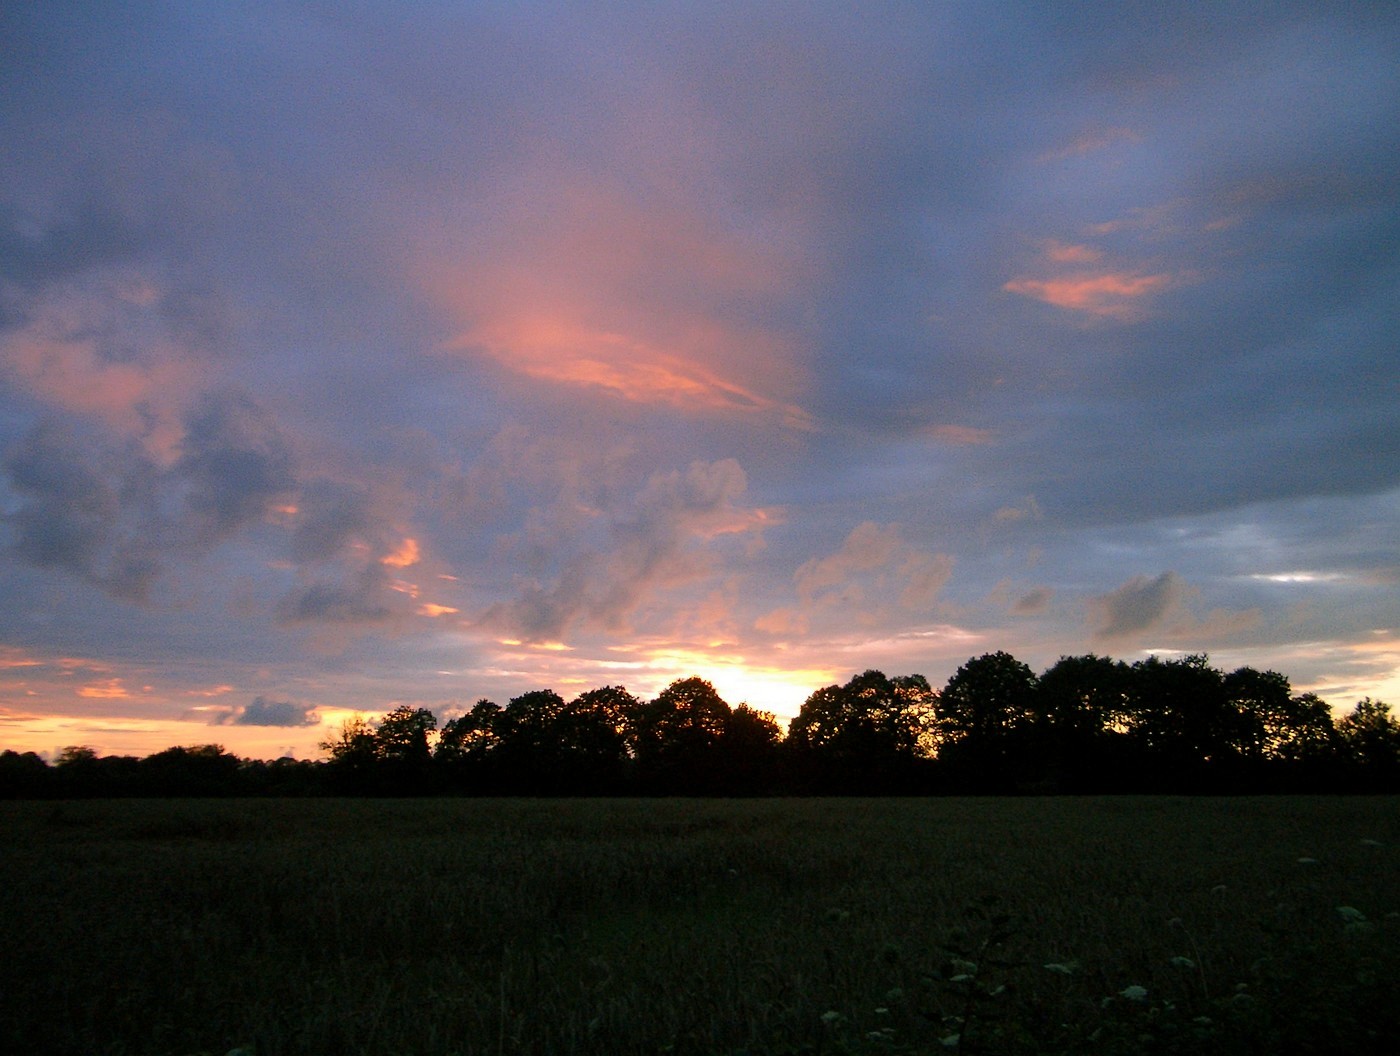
[287,479,373,564]
[2,420,160,600]
[0,199,146,304]
[2,391,295,601]
[488,458,759,641]
[1091,572,1186,640]
[214,696,319,728]
[176,392,295,546]
[1013,588,1053,617]
[277,565,401,626]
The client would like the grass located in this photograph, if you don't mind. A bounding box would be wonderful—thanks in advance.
[1,796,1397,1055]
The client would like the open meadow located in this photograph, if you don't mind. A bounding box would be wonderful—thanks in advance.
[2,796,1397,1055]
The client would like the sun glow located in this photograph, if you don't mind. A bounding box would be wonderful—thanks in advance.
[631,649,834,722]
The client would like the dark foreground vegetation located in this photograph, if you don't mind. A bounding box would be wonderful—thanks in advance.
[1,797,1396,1055]
[5,652,1398,797]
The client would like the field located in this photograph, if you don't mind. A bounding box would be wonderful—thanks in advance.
[1,797,1397,1055]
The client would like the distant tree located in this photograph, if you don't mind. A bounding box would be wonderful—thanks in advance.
[1220,667,1340,764]
[319,715,380,792]
[789,670,934,758]
[553,686,633,791]
[1123,655,1257,771]
[1275,692,1341,762]
[140,744,241,796]
[788,670,935,792]
[629,678,732,792]
[56,745,99,767]
[717,703,784,794]
[373,705,438,792]
[238,755,323,796]
[724,703,782,751]
[435,698,508,792]
[1337,698,1400,786]
[564,685,636,754]
[0,750,50,798]
[936,652,1037,750]
[375,705,438,766]
[53,745,140,797]
[1036,654,1133,739]
[1221,667,1289,759]
[492,690,568,792]
[320,715,377,765]
[436,699,503,767]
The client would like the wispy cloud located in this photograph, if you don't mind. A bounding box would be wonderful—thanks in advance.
[1004,271,1176,320]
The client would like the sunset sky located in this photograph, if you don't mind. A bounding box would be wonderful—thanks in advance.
[3,2,1397,760]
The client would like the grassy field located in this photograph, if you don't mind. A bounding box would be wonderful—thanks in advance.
[1,797,1396,1055]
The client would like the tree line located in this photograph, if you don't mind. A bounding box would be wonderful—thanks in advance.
[3,652,1398,797]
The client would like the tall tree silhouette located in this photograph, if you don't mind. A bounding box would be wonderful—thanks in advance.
[788,670,935,792]
[1337,698,1400,788]
[628,678,731,793]
[935,647,1036,761]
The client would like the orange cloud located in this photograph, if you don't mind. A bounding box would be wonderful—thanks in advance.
[794,522,953,615]
[0,646,43,670]
[418,174,814,427]
[924,424,995,446]
[1004,271,1174,319]
[1043,240,1103,264]
[1037,126,1143,162]
[418,603,459,617]
[0,272,207,462]
[78,678,132,700]
[451,317,812,427]
[381,537,421,569]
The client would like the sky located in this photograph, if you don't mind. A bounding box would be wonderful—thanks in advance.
[2,2,1398,761]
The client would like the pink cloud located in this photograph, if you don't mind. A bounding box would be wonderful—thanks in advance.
[1037,126,1143,162]
[1043,240,1103,264]
[924,423,996,446]
[1004,271,1175,320]
[417,169,815,426]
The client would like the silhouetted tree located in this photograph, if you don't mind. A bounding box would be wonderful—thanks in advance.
[717,703,784,794]
[789,670,935,792]
[319,715,381,793]
[1022,654,1141,792]
[436,699,504,792]
[1037,655,1133,738]
[140,744,242,796]
[376,705,437,764]
[936,653,1038,787]
[437,700,502,762]
[53,745,141,796]
[1221,667,1291,759]
[238,755,324,796]
[493,690,568,792]
[1337,698,1400,789]
[0,750,50,797]
[552,686,633,792]
[1122,655,1260,788]
[628,678,732,793]
[1274,692,1341,762]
